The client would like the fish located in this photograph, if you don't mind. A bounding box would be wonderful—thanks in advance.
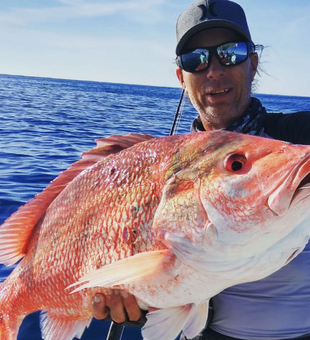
[1,130,310,340]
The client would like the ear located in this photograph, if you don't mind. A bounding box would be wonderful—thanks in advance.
[250,53,258,81]
[176,67,186,90]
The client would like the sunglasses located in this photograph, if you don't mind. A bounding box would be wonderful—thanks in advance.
[176,41,255,73]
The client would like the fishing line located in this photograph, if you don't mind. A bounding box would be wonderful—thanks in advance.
[106,88,185,340]
[170,89,185,136]
[107,322,124,340]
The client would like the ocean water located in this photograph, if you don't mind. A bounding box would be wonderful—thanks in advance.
[0,73,310,340]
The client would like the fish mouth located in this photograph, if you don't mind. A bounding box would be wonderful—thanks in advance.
[268,156,310,216]
[291,172,310,206]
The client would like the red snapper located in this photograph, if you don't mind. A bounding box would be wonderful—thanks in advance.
[1,131,310,340]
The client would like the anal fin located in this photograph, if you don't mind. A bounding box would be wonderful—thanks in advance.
[40,310,92,340]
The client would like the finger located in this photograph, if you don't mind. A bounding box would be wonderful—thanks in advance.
[110,289,126,324]
[92,293,110,320]
[120,291,142,322]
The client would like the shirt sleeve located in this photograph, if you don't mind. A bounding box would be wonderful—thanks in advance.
[264,111,310,145]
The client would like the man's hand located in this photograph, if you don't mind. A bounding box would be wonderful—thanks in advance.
[92,290,143,324]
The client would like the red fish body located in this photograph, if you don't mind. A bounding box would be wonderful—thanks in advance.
[1,131,310,340]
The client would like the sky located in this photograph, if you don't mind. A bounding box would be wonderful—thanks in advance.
[0,0,310,97]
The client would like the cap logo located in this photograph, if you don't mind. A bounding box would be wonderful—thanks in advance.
[198,2,218,20]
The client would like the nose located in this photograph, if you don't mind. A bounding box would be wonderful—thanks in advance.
[205,53,226,79]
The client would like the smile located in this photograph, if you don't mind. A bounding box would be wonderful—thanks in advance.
[208,89,230,95]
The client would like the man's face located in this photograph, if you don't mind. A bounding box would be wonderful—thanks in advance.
[176,28,258,131]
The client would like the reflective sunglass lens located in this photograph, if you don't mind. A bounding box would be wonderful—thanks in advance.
[217,42,248,66]
[178,42,252,73]
[180,48,209,72]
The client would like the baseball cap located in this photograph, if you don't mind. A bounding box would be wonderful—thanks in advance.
[176,0,252,55]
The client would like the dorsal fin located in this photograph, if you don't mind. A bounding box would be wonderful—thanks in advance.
[0,133,155,266]
[82,133,154,162]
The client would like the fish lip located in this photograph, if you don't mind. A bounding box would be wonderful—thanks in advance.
[291,172,310,207]
[268,156,310,216]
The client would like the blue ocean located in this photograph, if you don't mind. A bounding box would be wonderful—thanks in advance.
[1,73,310,340]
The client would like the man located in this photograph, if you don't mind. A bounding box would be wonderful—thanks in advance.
[93,0,310,339]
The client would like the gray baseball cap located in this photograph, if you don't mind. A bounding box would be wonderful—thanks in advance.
[176,0,252,55]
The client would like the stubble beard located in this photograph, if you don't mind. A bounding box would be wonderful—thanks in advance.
[193,87,253,131]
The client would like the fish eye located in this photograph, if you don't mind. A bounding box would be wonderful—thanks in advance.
[225,154,246,172]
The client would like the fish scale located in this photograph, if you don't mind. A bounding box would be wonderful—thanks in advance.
[2,131,310,340]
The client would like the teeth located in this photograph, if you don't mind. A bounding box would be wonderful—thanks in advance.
[210,89,229,95]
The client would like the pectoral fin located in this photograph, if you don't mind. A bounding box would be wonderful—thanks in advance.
[69,249,178,293]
